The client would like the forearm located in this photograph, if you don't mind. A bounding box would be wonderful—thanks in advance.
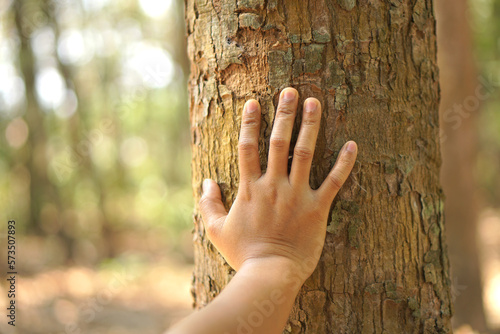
[169,258,303,334]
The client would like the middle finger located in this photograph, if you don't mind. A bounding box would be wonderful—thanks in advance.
[267,87,299,177]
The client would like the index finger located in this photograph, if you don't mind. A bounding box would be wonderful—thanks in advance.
[238,99,262,183]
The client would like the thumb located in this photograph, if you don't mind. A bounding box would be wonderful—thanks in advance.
[199,179,227,241]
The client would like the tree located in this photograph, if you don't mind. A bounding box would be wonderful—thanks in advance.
[436,0,487,330]
[185,0,453,332]
[14,0,63,237]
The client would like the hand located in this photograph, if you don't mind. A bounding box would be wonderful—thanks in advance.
[199,87,357,280]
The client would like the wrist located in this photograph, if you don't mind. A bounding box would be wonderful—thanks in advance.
[237,256,308,293]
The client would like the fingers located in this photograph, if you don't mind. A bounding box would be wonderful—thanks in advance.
[289,98,322,187]
[199,179,227,242]
[317,141,358,205]
[238,100,262,183]
[267,87,299,177]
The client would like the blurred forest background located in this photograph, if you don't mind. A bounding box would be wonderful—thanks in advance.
[0,0,498,333]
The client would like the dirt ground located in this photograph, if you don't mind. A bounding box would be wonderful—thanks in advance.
[0,260,193,334]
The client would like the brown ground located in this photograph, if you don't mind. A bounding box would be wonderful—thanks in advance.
[0,260,193,334]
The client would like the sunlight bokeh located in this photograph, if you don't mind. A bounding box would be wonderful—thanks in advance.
[138,0,173,18]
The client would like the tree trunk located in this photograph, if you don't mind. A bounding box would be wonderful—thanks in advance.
[186,0,453,332]
[14,0,62,237]
[435,0,487,330]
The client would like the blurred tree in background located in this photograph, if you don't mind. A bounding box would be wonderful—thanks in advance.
[436,0,486,330]
[0,0,192,270]
[468,0,500,330]
[471,0,500,208]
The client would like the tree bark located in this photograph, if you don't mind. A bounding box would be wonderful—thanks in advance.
[186,0,453,332]
[435,0,487,330]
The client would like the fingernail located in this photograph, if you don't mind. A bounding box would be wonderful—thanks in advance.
[346,141,357,153]
[203,179,211,193]
[305,99,317,112]
[246,100,258,113]
[282,88,296,102]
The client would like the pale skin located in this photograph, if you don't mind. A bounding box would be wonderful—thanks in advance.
[168,87,358,334]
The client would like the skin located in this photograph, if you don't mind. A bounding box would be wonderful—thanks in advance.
[168,87,358,334]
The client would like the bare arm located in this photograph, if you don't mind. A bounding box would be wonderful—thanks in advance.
[168,88,358,334]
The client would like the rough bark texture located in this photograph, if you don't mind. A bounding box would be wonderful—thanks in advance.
[435,0,486,331]
[186,0,453,332]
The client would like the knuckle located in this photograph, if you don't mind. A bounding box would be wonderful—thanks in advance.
[237,185,253,202]
[276,104,295,117]
[338,155,355,170]
[293,146,313,161]
[238,140,258,153]
[301,117,318,126]
[270,136,288,149]
[328,172,345,190]
[242,116,259,127]
[262,181,280,204]
[199,195,212,211]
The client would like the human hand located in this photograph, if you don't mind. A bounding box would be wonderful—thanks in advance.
[199,87,357,280]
